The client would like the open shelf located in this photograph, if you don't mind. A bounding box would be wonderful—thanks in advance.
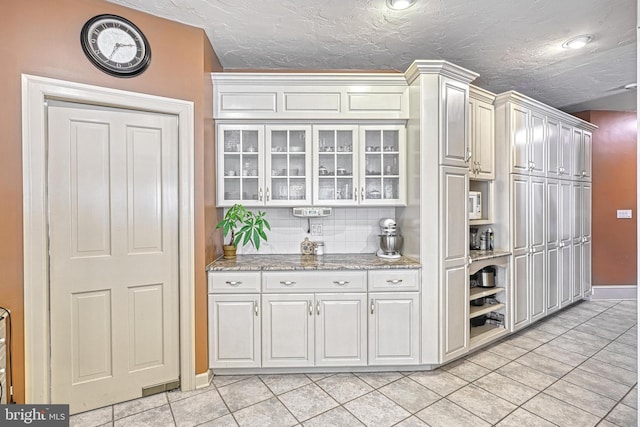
[469,303,505,319]
[469,323,508,348]
[469,286,505,301]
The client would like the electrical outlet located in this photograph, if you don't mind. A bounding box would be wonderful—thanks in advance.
[311,224,323,236]
[617,209,633,219]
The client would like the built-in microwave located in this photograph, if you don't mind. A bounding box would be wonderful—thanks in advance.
[469,191,482,220]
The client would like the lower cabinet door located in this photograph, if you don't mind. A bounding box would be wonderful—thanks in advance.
[262,294,314,367]
[530,249,546,322]
[209,294,261,368]
[369,292,419,365]
[582,240,592,296]
[546,246,559,314]
[315,293,367,367]
[559,244,573,307]
[572,243,583,300]
[512,252,530,331]
[441,265,469,362]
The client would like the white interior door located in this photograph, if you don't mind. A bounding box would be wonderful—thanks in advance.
[48,102,179,413]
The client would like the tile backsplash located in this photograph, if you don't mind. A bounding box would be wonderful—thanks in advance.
[229,207,396,255]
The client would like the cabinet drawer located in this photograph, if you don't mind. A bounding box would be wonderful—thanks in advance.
[368,269,419,291]
[263,271,367,293]
[208,271,261,293]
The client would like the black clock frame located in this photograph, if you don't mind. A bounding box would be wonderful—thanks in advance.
[80,14,152,78]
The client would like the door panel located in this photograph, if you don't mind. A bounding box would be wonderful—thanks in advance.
[48,104,179,413]
[441,265,468,362]
[530,111,546,175]
[546,118,560,177]
[559,245,573,307]
[511,105,529,173]
[369,293,419,365]
[209,295,260,368]
[315,294,366,366]
[441,78,469,167]
[441,167,469,266]
[547,247,559,313]
[512,253,529,330]
[530,250,546,322]
[511,176,529,254]
[262,294,314,367]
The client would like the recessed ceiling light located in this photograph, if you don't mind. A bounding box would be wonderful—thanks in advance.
[386,0,416,10]
[562,35,593,49]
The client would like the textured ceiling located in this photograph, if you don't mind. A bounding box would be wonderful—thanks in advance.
[105,0,637,112]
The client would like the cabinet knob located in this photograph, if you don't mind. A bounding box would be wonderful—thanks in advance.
[386,279,403,284]
[361,187,365,201]
[0,338,5,345]
[465,150,472,162]
[308,301,313,316]
[333,280,350,286]
[259,187,263,201]
[266,187,271,201]
[370,299,375,314]
[280,281,296,286]
[254,301,259,317]
[225,281,242,287]
[316,301,321,315]
[582,170,587,177]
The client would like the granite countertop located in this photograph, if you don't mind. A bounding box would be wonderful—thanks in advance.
[469,249,512,262]
[207,253,421,271]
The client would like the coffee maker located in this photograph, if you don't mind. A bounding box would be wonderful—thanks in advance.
[376,218,403,259]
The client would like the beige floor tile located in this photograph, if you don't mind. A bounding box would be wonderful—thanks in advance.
[523,393,600,427]
[305,373,334,381]
[211,375,252,388]
[579,359,638,387]
[495,408,556,427]
[409,369,468,396]
[621,386,638,409]
[198,414,238,427]
[605,403,638,427]
[302,406,364,427]
[516,328,556,344]
[616,331,637,347]
[70,406,113,427]
[562,368,632,401]
[316,373,373,404]
[605,341,638,358]
[443,359,491,381]
[259,374,311,395]
[465,350,511,371]
[447,384,516,424]
[576,323,627,341]
[114,404,174,427]
[472,372,538,405]
[393,415,429,426]
[486,342,529,360]
[354,371,403,389]
[497,361,557,391]
[515,352,573,378]
[114,393,168,420]
[279,383,338,422]
[562,329,611,349]
[217,377,274,412]
[592,349,637,372]
[415,399,490,427]
[544,380,617,417]
[502,334,544,351]
[344,391,410,427]
[547,335,602,357]
[232,397,297,427]
[532,321,570,336]
[170,389,229,427]
[378,377,440,413]
[531,342,588,367]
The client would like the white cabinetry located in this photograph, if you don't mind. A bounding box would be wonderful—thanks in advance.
[440,77,471,168]
[511,174,546,331]
[572,129,592,180]
[469,86,495,180]
[546,178,560,314]
[508,105,545,176]
[313,125,407,205]
[369,292,420,365]
[208,272,262,368]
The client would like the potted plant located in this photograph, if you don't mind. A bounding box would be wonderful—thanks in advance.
[216,204,271,259]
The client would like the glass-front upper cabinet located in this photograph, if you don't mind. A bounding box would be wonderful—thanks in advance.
[217,124,264,206]
[359,125,406,205]
[265,125,312,205]
[313,125,359,205]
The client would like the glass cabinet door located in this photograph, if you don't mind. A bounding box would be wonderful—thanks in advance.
[217,125,264,206]
[265,125,312,206]
[313,125,359,205]
[360,125,406,205]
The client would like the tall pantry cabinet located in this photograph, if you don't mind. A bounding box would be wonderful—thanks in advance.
[494,92,596,331]
[400,61,479,364]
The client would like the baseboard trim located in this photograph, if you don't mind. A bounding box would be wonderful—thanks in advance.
[195,370,212,389]
[591,285,637,300]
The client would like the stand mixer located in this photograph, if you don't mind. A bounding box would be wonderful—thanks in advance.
[376,218,403,259]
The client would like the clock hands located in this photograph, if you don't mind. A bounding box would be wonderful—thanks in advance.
[109,43,136,60]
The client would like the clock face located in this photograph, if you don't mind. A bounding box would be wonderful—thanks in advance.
[81,14,151,77]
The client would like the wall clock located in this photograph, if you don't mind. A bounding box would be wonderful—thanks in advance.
[80,14,151,77]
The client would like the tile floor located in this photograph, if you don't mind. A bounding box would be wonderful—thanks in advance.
[70,299,638,427]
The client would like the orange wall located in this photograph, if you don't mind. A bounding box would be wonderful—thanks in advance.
[574,111,637,286]
[2,0,222,403]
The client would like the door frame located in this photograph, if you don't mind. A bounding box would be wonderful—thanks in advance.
[21,74,196,403]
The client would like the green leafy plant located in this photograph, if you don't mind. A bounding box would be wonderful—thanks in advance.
[216,204,271,250]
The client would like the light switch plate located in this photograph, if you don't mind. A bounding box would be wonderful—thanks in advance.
[311,224,323,236]
[617,209,633,219]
